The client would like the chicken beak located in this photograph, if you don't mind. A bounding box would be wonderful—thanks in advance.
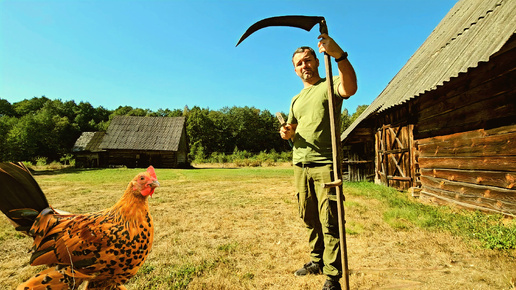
[150,180,160,189]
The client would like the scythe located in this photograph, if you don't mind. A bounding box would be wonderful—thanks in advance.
[236,15,350,289]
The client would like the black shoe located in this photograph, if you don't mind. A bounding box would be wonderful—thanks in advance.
[294,261,322,276]
[322,279,342,290]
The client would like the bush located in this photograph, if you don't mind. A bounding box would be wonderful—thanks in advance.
[35,156,47,167]
[60,154,75,166]
[192,149,292,167]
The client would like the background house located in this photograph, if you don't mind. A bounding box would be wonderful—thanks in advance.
[99,116,189,168]
[341,0,516,216]
[73,116,189,168]
[72,131,107,168]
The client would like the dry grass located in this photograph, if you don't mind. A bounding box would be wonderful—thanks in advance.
[1,166,515,289]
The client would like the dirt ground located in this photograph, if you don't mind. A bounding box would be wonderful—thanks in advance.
[0,165,515,289]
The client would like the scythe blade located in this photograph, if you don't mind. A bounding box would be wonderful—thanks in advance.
[235,15,325,46]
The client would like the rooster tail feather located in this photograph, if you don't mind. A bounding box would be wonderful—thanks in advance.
[0,162,49,232]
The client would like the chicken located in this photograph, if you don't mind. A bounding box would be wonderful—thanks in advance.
[0,162,160,289]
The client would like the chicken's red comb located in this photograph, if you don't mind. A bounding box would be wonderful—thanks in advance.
[147,166,156,179]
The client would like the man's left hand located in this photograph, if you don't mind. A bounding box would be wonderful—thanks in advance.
[317,34,345,59]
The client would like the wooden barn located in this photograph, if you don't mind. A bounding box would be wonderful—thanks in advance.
[341,0,516,216]
[72,131,107,168]
[99,116,189,168]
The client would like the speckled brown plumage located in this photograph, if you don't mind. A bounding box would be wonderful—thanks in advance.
[6,165,160,290]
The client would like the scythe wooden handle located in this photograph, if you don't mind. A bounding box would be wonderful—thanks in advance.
[321,19,351,290]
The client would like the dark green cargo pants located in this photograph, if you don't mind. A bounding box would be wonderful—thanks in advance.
[294,163,342,281]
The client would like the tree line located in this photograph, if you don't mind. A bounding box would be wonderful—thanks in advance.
[0,96,367,163]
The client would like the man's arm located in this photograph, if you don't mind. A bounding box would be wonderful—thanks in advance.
[317,33,357,98]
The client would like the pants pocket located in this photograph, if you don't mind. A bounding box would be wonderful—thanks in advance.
[296,192,304,219]
[324,192,340,229]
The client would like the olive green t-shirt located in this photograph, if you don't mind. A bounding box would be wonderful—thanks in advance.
[287,76,343,165]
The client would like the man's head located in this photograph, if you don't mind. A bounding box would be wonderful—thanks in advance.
[292,46,318,61]
[292,46,320,85]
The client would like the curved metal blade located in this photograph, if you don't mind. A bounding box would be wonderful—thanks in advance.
[236,15,325,47]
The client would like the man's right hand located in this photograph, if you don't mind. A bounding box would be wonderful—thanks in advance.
[280,124,296,140]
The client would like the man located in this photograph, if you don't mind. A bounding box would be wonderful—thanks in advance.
[280,33,357,290]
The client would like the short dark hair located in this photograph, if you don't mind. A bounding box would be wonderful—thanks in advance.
[292,46,318,61]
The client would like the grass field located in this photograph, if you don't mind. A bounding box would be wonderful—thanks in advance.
[1,165,515,289]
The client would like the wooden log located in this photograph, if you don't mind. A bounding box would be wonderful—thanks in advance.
[419,69,516,123]
[420,188,516,217]
[343,160,373,164]
[419,133,516,157]
[418,156,516,171]
[418,88,516,136]
[418,125,516,157]
[387,176,412,181]
[420,168,516,189]
[422,185,516,211]
[409,187,421,197]
[420,175,516,203]
[418,124,516,145]
[378,148,410,154]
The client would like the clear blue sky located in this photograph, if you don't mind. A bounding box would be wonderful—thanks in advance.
[0,0,458,115]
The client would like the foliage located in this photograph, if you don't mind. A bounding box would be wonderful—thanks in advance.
[192,149,292,167]
[345,182,516,250]
[0,96,365,166]
[184,105,291,161]
[341,104,369,133]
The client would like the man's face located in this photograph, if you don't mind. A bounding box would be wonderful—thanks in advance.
[293,50,319,82]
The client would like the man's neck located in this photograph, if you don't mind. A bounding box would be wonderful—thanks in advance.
[302,76,322,88]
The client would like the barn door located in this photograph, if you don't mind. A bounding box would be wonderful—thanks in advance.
[375,124,415,190]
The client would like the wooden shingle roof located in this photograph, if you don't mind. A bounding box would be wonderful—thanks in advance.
[72,132,106,152]
[342,0,516,141]
[99,116,186,151]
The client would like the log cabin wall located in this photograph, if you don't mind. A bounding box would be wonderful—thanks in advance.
[415,39,516,216]
[106,150,177,168]
[341,2,516,216]
[418,125,516,216]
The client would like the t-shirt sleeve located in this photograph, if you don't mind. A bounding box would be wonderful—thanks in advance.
[333,76,343,99]
[287,95,298,124]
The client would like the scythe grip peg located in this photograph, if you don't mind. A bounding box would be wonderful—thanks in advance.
[322,179,342,188]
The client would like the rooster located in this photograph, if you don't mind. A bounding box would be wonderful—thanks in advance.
[0,162,160,290]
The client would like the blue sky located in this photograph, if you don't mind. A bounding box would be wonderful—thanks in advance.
[0,0,458,115]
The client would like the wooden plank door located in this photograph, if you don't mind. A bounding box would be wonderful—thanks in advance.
[375,124,415,190]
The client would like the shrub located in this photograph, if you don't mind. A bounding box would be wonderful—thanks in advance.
[35,157,47,167]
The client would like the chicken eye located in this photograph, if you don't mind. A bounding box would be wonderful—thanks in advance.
[140,176,145,180]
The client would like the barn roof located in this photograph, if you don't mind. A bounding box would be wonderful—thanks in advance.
[72,132,106,152]
[342,0,516,141]
[99,116,186,151]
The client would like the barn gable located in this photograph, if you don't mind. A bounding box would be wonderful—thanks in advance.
[341,0,516,216]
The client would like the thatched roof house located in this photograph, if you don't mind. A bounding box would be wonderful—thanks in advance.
[99,116,189,168]
[341,0,516,216]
